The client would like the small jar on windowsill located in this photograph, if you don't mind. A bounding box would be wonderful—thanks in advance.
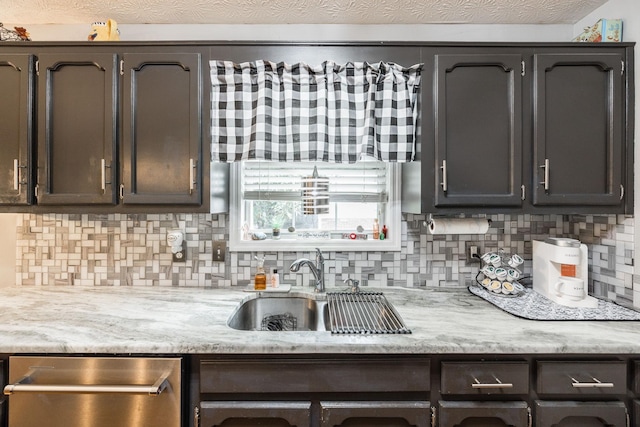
[272,228,281,239]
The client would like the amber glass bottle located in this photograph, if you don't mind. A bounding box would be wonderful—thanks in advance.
[254,257,267,290]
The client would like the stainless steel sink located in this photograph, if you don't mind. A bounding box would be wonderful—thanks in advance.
[227,291,410,334]
[227,295,326,331]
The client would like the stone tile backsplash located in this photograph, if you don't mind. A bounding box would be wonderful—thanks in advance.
[14,213,637,307]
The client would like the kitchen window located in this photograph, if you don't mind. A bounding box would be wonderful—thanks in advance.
[212,59,421,252]
[229,160,401,252]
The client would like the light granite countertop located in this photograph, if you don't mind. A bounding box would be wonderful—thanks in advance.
[0,285,639,355]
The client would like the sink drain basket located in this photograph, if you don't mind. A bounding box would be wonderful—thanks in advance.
[261,313,298,331]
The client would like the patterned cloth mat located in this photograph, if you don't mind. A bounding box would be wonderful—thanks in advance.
[468,284,640,320]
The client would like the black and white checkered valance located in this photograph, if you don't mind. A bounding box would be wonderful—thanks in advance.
[210,60,422,163]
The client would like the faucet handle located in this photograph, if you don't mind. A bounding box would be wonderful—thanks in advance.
[315,248,325,263]
[343,278,360,293]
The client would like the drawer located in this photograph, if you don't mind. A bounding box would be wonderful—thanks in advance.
[200,357,430,394]
[441,361,529,395]
[536,361,627,395]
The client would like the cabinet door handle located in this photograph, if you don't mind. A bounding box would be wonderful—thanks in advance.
[430,406,436,427]
[539,158,549,191]
[194,406,200,427]
[440,160,448,192]
[101,159,106,192]
[570,376,614,388]
[189,158,197,194]
[13,159,19,191]
[471,376,513,389]
[100,159,112,194]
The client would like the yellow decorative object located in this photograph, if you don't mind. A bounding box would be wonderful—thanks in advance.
[573,18,622,43]
[87,19,120,41]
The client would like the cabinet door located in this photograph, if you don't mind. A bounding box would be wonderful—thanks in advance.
[0,54,34,205]
[199,401,311,427]
[121,52,202,205]
[36,53,118,205]
[439,401,530,427]
[434,53,523,207]
[534,401,627,427]
[532,53,624,207]
[320,401,431,427]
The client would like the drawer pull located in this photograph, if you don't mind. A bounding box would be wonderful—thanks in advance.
[570,376,614,388]
[471,376,513,389]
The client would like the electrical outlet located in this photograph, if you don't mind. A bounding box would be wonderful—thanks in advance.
[466,242,481,264]
[212,240,226,262]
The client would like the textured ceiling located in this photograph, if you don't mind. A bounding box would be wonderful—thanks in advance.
[2,0,609,25]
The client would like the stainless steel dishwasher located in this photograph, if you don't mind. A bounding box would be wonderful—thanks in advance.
[3,356,182,427]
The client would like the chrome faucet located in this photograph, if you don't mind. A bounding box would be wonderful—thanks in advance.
[290,248,325,292]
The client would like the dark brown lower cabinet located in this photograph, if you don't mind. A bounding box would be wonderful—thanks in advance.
[196,356,431,427]
[0,359,4,427]
[320,401,431,427]
[534,401,628,427]
[439,401,530,427]
[194,356,640,427]
[199,401,311,427]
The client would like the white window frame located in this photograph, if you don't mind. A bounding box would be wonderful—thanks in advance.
[228,162,402,252]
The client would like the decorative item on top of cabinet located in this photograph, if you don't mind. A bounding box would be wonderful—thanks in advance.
[0,54,34,206]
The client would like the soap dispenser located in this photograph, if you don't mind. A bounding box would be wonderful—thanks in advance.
[254,256,267,290]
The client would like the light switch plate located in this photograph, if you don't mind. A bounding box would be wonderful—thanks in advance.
[213,240,226,262]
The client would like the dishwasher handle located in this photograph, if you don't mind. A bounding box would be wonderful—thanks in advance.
[4,371,170,396]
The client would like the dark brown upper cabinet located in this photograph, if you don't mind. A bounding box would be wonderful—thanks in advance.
[532,52,625,208]
[36,53,118,205]
[0,54,34,206]
[433,52,523,208]
[403,44,633,215]
[120,52,202,205]
[7,47,205,211]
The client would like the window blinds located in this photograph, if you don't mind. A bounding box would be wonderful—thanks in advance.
[242,161,389,203]
[210,60,422,163]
